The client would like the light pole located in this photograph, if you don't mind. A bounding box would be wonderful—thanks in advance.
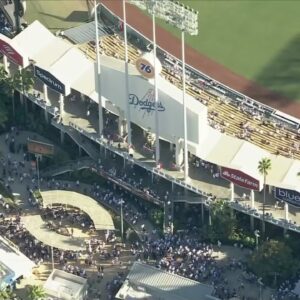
[146,0,160,166]
[119,199,124,241]
[128,0,199,181]
[94,0,104,139]
[35,154,41,190]
[51,245,54,270]
[254,229,260,250]
[258,277,263,300]
[122,0,132,149]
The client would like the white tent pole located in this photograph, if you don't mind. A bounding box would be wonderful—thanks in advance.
[95,0,104,138]
[123,0,132,148]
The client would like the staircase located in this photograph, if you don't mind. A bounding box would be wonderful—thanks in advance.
[51,120,100,161]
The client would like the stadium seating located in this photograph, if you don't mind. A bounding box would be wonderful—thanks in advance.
[79,33,300,160]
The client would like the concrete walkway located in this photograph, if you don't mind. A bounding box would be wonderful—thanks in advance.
[21,214,86,251]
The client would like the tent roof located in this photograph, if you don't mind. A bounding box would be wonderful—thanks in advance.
[0,236,35,288]
[116,262,214,300]
[44,269,87,299]
[13,20,56,59]
[231,142,268,179]
[34,38,73,69]
[272,159,300,192]
[50,47,92,87]
[72,61,96,98]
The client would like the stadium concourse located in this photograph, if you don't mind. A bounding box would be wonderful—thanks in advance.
[1,5,300,236]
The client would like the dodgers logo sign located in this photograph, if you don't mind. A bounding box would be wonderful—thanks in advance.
[34,66,66,95]
[275,188,300,207]
[129,88,165,117]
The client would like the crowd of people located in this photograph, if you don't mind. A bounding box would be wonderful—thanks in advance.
[0,127,299,299]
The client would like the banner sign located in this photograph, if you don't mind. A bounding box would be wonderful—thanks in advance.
[27,139,54,156]
[220,166,260,191]
[275,187,300,207]
[0,38,23,66]
[34,65,65,95]
[129,88,165,117]
[135,57,155,79]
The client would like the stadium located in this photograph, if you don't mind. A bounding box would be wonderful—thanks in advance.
[1,0,300,299]
[1,2,300,231]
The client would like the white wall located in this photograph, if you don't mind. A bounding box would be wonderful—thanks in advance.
[100,59,208,152]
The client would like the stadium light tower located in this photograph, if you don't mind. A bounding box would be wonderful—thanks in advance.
[94,0,104,139]
[128,0,199,181]
[122,0,132,149]
[147,0,160,166]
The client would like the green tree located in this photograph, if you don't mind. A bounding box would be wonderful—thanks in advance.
[248,239,300,286]
[0,289,15,300]
[258,158,271,235]
[0,66,34,120]
[209,199,237,241]
[27,285,46,300]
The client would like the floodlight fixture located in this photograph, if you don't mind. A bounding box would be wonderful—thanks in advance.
[128,0,199,35]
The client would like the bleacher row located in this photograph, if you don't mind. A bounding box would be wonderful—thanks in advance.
[79,33,300,160]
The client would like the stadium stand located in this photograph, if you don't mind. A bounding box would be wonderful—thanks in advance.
[76,30,300,161]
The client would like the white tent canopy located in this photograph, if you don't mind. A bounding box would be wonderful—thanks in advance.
[49,47,92,91]
[33,38,73,69]
[13,20,56,60]
[72,61,97,99]
[0,236,35,288]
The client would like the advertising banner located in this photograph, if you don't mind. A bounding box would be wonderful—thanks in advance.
[135,57,155,79]
[275,187,300,207]
[0,37,23,66]
[27,139,54,156]
[220,166,260,191]
[34,65,66,95]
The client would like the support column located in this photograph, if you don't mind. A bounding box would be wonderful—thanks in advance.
[250,189,255,208]
[18,66,23,105]
[118,109,125,137]
[285,202,289,222]
[175,139,183,167]
[268,185,272,195]
[208,207,212,226]
[80,93,85,101]
[43,84,49,122]
[60,130,65,144]
[250,216,254,230]
[59,93,64,122]
[230,182,234,202]
[3,55,9,74]
[171,181,174,192]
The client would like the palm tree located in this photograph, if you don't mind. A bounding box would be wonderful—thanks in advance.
[27,285,46,300]
[258,157,272,235]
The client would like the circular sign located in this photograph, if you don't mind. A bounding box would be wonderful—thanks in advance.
[135,57,155,79]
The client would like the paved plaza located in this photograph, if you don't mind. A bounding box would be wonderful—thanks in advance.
[0,129,283,299]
